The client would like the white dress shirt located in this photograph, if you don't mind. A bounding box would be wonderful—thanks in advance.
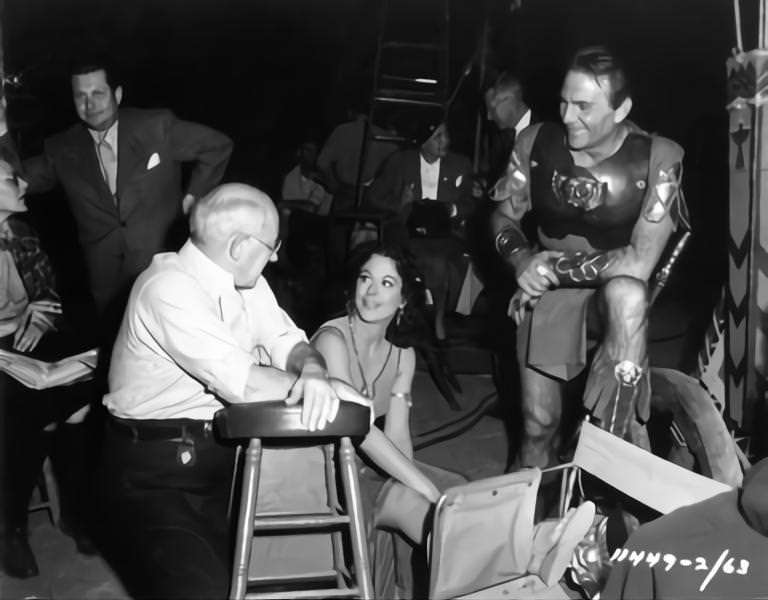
[515,109,532,136]
[104,240,307,420]
[419,155,441,200]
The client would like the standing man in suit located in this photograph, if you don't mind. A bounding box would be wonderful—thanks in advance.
[16,61,233,323]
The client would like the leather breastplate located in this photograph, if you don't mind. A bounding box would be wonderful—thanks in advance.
[529,123,651,250]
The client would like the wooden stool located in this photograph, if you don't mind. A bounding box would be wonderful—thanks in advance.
[215,401,373,600]
[28,456,61,527]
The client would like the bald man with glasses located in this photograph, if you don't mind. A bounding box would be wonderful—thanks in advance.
[99,183,367,600]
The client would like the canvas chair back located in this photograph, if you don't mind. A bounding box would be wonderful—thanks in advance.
[545,421,733,517]
[429,468,542,600]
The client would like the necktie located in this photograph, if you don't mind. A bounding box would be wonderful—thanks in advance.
[96,133,117,198]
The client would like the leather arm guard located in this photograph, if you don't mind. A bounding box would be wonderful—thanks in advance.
[549,251,615,287]
[495,226,530,261]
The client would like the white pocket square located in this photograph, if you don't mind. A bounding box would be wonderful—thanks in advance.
[455,175,463,188]
[146,153,161,170]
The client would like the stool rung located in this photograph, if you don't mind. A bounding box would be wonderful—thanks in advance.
[253,513,350,530]
[245,587,360,599]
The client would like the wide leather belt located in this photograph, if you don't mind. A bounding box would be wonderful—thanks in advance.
[108,416,213,441]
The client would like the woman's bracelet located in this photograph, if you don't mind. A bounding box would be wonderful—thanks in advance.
[391,392,413,407]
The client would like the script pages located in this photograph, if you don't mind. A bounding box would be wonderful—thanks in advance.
[0,347,99,390]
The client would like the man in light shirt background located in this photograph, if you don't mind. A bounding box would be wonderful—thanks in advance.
[99,183,367,600]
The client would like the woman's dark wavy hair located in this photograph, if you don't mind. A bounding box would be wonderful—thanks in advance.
[344,240,430,348]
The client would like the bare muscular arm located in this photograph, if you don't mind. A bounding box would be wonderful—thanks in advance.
[491,125,563,296]
[548,212,674,286]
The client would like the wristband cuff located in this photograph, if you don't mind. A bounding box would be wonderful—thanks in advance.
[495,228,530,260]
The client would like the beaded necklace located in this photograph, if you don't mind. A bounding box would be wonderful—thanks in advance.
[348,315,393,399]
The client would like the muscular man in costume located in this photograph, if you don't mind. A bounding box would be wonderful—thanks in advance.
[491,46,689,469]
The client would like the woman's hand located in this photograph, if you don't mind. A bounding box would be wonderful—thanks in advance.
[13,300,61,353]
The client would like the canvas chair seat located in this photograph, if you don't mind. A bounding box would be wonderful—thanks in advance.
[427,422,734,600]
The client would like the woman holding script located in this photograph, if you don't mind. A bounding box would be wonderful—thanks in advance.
[0,159,97,579]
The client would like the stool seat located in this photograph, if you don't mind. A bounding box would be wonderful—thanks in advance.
[214,400,370,440]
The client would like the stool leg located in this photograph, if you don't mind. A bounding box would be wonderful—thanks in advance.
[42,457,61,528]
[338,437,373,599]
[323,444,347,586]
[230,439,262,600]
[227,445,243,522]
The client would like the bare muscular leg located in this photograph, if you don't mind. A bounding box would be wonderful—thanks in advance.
[584,276,651,440]
[596,276,648,365]
[518,362,564,469]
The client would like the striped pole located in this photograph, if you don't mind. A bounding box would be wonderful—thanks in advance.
[725,48,768,442]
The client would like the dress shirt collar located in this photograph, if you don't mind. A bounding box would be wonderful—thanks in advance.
[88,119,119,151]
[178,239,237,297]
[515,109,532,137]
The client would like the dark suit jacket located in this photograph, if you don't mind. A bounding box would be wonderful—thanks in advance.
[364,149,474,224]
[21,108,233,311]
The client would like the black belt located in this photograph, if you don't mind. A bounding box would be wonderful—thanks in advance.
[109,417,213,442]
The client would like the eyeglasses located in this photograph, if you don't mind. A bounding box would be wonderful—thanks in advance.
[251,236,282,256]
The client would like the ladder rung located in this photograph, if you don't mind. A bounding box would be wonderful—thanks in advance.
[376,87,442,99]
[247,570,338,586]
[373,96,444,108]
[252,513,350,530]
[382,41,445,52]
[381,74,440,85]
[245,588,360,599]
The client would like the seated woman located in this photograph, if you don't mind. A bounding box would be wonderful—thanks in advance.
[0,160,96,578]
[311,242,466,597]
[365,121,475,339]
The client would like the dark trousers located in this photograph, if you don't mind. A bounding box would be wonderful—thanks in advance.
[99,417,236,600]
[0,334,96,534]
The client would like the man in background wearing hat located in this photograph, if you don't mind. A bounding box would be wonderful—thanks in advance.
[365,121,474,340]
[99,183,368,599]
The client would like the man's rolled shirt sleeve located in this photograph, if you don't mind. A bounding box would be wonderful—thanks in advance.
[140,272,254,403]
[249,277,307,370]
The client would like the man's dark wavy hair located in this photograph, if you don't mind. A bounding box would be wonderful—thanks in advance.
[70,57,122,91]
[569,45,630,109]
[344,241,430,348]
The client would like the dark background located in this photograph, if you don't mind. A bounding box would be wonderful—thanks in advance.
[1,0,744,341]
